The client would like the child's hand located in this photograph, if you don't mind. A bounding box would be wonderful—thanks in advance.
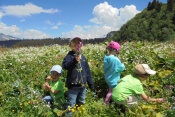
[75,55,81,62]
[45,76,51,82]
[156,98,165,103]
[43,82,50,89]
[45,82,50,87]
[43,83,48,90]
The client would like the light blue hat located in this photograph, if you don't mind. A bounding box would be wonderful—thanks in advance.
[50,65,62,74]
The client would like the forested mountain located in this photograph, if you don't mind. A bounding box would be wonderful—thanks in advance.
[109,0,175,42]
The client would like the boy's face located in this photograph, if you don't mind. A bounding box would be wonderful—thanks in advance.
[70,38,82,52]
[51,71,61,81]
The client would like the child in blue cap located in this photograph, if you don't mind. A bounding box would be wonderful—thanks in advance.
[43,65,65,108]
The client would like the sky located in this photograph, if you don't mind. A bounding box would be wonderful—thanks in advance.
[0,0,167,39]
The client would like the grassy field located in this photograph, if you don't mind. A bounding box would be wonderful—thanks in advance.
[0,41,175,117]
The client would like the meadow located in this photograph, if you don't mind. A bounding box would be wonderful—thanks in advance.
[0,40,175,117]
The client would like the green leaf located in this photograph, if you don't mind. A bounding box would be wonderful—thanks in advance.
[156,112,163,117]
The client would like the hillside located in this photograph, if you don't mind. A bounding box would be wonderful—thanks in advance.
[109,0,175,42]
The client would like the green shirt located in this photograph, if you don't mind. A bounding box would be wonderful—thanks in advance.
[49,79,65,105]
[112,75,144,102]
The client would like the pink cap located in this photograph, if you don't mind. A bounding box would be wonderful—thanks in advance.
[107,41,120,51]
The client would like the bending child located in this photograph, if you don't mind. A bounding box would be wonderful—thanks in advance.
[112,64,165,106]
[103,41,125,105]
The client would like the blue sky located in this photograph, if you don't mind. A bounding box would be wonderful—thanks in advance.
[0,0,167,39]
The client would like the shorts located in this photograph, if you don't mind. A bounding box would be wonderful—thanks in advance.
[116,95,139,106]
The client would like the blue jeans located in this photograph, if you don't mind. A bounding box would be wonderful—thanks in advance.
[43,95,54,105]
[67,87,86,106]
[65,87,86,116]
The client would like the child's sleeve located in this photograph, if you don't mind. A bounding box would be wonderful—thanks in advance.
[114,58,125,72]
[56,81,64,91]
[84,57,94,89]
[62,54,77,70]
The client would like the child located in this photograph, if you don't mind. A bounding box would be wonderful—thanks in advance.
[112,64,165,106]
[43,65,65,108]
[103,41,125,105]
[62,37,94,116]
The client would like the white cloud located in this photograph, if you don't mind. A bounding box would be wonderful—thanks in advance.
[57,21,63,26]
[0,22,21,36]
[90,2,119,26]
[0,3,59,17]
[50,21,64,30]
[0,2,140,39]
[0,3,58,39]
[22,29,50,39]
[51,26,58,30]
[62,2,140,39]
[45,20,54,25]
[0,12,3,19]
[0,22,50,39]
[119,5,140,21]
[45,20,63,30]
[61,25,113,39]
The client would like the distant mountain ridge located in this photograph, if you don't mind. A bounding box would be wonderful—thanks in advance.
[0,33,20,41]
[0,33,106,47]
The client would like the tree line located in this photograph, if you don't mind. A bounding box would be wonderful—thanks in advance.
[147,0,175,12]
[0,37,107,48]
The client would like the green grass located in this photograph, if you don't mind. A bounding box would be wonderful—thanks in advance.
[0,41,175,117]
